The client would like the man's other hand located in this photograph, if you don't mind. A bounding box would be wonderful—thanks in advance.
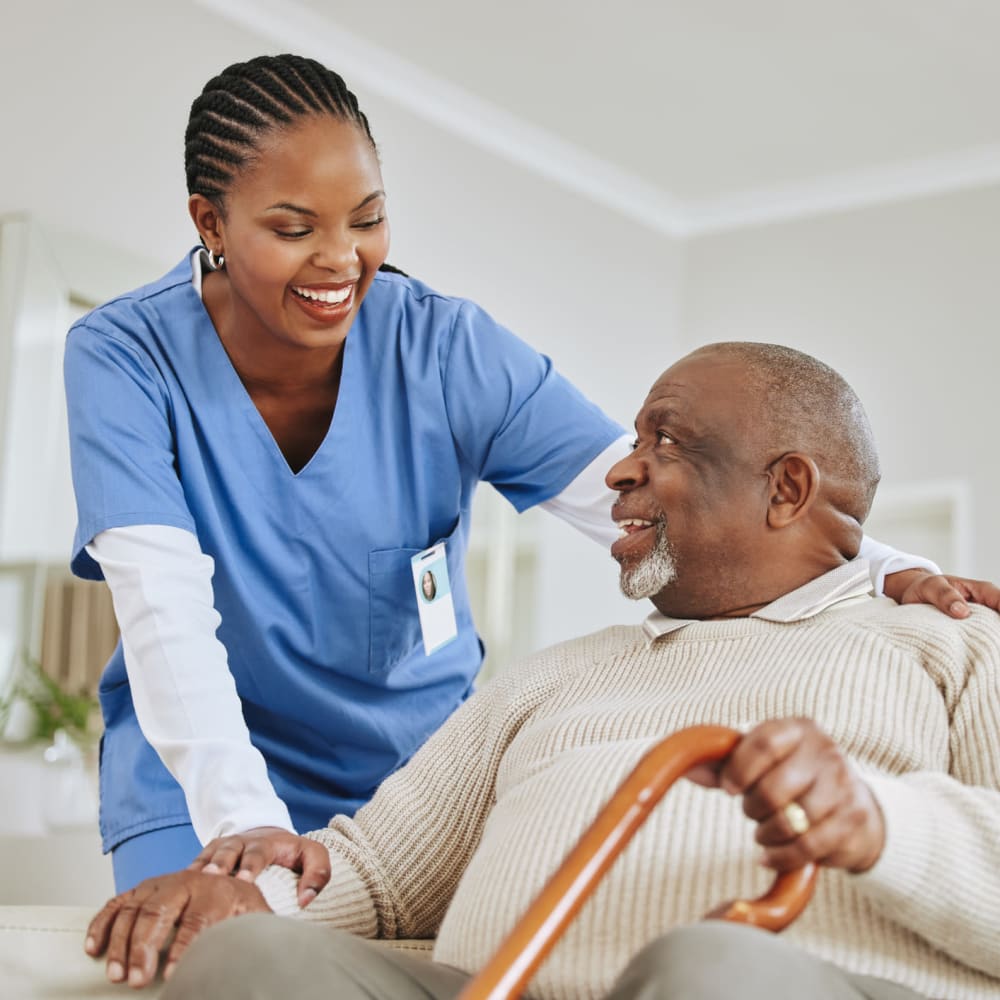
[189,827,331,908]
[84,870,271,988]
[687,718,885,875]
[884,569,1000,618]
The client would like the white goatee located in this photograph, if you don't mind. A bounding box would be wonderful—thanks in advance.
[619,520,676,600]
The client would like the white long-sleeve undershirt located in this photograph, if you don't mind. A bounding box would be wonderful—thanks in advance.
[88,526,295,844]
[88,434,939,845]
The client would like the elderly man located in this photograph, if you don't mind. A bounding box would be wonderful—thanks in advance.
[87,343,1000,999]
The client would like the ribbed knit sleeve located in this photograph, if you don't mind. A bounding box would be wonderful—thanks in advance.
[257,630,626,938]
[256,851,378,935]
[854,609,1000,979]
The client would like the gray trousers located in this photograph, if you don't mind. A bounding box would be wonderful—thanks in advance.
[163,915,928,999]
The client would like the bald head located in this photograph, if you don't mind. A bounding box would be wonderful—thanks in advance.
[689,342,880,524]
[606,342,882,618]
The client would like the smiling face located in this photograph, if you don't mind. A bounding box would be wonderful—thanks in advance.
[606,351,775,619]
[190,115,389,359]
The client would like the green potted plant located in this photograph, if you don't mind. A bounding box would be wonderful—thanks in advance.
[1,657,100,748]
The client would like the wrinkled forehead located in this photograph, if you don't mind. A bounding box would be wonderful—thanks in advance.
[639,352,754,428]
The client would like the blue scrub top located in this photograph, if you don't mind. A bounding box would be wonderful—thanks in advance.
[64,254,622,851]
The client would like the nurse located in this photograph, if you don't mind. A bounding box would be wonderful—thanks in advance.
[64,53,991,896]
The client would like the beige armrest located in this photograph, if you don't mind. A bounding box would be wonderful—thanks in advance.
[0,905,161,999]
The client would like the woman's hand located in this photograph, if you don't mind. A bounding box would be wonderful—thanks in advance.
[85,870,270,988]
[883,569,1000,618]
[188,826,331,907]
[687,718,885,874]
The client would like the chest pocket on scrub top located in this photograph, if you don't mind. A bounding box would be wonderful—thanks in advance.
[369,518,464,675]
[368,546,426,675]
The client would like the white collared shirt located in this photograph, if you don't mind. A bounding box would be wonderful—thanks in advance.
[642,560,874,644]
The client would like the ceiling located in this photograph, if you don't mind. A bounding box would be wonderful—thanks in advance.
[5,0,1000,263]
[224,0,1000,228]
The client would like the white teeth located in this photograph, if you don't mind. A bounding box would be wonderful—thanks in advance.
[615,518,654,538]
[293,285,352,304]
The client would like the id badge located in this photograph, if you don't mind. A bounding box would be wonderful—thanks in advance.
[411,542,458,655]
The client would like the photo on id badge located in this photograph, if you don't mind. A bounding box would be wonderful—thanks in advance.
[411,542,458,655]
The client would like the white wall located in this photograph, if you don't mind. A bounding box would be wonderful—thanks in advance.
[681,186,1000,580]
[0,2,249,270]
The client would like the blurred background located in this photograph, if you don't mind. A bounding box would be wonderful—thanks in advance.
[1,0,998,901]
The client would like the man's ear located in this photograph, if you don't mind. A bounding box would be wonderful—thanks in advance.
[766,453,820,528]
[188,194,225,255]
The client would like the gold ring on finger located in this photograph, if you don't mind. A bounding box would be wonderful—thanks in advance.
[783,801,810,836]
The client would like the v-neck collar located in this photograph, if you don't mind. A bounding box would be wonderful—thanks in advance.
[185,249,354,479]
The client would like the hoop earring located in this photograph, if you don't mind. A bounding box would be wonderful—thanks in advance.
[208,250,226,271]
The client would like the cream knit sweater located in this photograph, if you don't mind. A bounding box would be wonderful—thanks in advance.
[259,564,1000,999]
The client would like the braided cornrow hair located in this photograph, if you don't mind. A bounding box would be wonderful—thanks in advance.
[185,53,407,275]
[185,53,374,206]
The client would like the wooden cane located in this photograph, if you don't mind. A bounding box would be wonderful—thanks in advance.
[457,724,818,1000]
